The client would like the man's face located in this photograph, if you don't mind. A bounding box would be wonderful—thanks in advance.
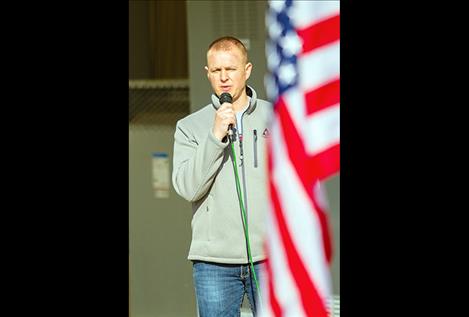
[205,47,252,103]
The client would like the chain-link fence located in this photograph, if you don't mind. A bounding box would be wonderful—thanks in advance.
[129,79,190,130]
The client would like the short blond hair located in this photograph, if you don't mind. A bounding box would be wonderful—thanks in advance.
[207,36,248,64]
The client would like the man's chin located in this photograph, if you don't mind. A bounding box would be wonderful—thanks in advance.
[217,91,232,98]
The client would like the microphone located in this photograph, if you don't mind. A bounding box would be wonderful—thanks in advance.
[219,92,234,141]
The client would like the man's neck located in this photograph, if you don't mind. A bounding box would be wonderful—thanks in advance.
[232,94,248,112]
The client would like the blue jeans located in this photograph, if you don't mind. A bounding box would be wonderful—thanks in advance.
[192,261,266,317]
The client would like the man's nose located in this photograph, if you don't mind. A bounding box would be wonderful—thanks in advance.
[220,69,228,81]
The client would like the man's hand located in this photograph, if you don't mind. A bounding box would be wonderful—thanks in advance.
[213,102,236,141]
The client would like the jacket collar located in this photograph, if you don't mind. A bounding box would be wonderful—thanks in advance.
[211,85,257,114]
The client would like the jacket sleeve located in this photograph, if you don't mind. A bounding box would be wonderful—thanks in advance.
[172,120,229,202]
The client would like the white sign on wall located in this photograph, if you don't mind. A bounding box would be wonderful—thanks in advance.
[152,152,170,198]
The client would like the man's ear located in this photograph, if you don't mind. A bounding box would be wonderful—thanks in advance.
[245,62,253,81]
[205,66,209,79]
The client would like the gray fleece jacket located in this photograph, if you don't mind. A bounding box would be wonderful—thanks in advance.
[172,86,272,264]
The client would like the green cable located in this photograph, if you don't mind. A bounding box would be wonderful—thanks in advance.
[230,141,263,306]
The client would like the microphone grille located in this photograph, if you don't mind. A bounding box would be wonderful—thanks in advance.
[219,92,232,104]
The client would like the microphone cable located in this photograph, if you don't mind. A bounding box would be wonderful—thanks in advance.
[229,137,263,306]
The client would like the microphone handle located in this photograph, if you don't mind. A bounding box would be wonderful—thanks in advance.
[228,124,234,142]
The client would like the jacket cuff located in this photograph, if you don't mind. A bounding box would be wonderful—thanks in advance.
[208,130,230,148]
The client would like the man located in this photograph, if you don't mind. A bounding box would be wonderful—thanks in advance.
[172,36,272,316]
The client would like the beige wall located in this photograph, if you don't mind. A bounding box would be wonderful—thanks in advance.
[130,126,196,317]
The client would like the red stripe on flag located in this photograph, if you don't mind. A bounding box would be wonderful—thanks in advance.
[310,180,333,264]
[297,14,340,55]
[276,98,334,258]
[264,246,283,317]
[305,79,340,115]
[269,177,328,317]
[307,144,340,183]
[310,181,333,264]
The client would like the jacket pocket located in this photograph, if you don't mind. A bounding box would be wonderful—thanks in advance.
[191,195,212,241]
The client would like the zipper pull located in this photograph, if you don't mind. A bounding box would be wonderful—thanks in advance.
[239,134,244,166]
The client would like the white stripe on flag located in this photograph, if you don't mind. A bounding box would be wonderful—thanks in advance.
[283,87,306,132]
[298,41,340,92]
[289,0,340,30]
[272,116,332,301]
[266,200,306,317]
[305,104,340,155]
[282,88,340,157]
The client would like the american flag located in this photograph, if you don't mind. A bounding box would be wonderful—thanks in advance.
[262,1,340,316]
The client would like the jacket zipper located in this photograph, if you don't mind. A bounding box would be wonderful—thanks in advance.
[239,112,249,233]
[253,129,258,168]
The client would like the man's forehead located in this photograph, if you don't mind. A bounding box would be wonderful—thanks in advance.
[207,46,243,57]
[207,47,246,64]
